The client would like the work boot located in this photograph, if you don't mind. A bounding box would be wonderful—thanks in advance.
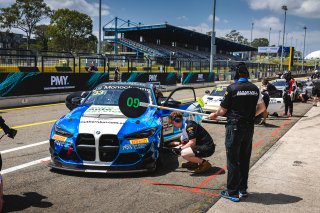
[194,160,211,174]
[181,161,198,169]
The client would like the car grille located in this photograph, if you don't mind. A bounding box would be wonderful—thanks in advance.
[76,134,96,161]
[58,149,79,161]
[115,152,141,164]
[99,134,120,162]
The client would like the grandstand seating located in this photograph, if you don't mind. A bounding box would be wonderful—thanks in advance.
[118,38,242,61]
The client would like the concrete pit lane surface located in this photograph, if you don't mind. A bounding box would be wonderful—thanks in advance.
[0,86,313,213]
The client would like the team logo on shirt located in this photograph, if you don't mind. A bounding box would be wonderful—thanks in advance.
[236,91,258,96]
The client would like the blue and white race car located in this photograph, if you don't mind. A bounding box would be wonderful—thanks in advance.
[49,82,203,173]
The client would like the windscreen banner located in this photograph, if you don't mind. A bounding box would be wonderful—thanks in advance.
[121,72,177,85]
[0,72,109,97]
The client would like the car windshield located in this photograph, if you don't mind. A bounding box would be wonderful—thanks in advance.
[83,85,153,106]
[210,87,226,96]
[272,81,286,86]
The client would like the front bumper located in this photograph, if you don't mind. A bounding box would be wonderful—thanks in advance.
[48,156,156,173]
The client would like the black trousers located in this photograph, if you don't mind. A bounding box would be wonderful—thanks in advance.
[283,94,293,114]
[225,122,254,195]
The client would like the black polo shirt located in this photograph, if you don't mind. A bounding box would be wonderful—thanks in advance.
[220,80,262,122]
[185,120,213,146]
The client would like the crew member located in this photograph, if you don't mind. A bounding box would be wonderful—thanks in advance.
[209,62,265,202]
[169,111,215,174]
[281,71,295,117]
[312,79,320,106]
[0,116,17,212]
[259,79,277,125]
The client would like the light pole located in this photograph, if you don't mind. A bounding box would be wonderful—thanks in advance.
[278,30,281,46]
[280,5,288,72]
[302,26,307,73]
[268,27,271,57]
[285,32,289,46]
[209,0,217,73]
[249,22,254,60]
[98,0,102,54]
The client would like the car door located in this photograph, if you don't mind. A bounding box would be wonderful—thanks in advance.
[159,87,202,142]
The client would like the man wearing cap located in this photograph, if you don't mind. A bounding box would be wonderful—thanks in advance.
[169,111,215,174]
[209,62,266,202]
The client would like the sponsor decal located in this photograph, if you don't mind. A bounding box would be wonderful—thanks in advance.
[187,127,193,131]
[149,74,158,82]
[130,138,149,145]
[53,134,67,142]
[216,87,223,91]
[44,75,75,91]
[85,106,121,114]
[197,74,205,82]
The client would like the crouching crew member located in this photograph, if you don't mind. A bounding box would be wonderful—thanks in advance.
[209,62,266,202]
[169,112,215,174]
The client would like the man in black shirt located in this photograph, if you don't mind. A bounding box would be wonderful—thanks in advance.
[209,62,265,202]
[169,111,215,174]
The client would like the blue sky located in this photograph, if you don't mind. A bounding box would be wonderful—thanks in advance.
[1,0,320,54]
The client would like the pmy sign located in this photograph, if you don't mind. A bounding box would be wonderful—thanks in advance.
[258,47,280,53]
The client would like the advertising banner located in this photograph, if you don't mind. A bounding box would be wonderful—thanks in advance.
[182,72,215,84]
[0,72,109,97]
[121,72,177,85]
[258,47,280,53]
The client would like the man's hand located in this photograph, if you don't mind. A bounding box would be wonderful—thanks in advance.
[208,112,218,120]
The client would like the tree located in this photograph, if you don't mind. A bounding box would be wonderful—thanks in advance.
[225,30,249,45]
[251,38,269,48]
[0,0,51,49]
[49,9,96,53]
[34,24,50,50]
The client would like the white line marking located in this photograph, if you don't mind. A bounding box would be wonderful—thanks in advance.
[1,156,50,175]
[0,140,49,154]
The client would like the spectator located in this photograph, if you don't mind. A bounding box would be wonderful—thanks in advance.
[88,61,97,72]
[114,66,120,82]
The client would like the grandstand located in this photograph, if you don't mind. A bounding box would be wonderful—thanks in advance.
[103,17,256,60]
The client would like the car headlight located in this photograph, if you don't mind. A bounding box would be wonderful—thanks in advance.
[54,125,73,137]
[124,128,157,140]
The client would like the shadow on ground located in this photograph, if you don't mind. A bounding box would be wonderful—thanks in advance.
[243,192,303,205]
[3,192,53,212]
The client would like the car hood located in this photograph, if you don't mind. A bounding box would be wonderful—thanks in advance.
[54,105,161,138]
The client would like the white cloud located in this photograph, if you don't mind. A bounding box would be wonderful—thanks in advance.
[177,16,188,21]
[208,15,220,22]
[46,0,110,17]
[183,23,211,34]
[0,0,110,17]
[223,19,229,23]
[253,16,282,31]
[247,0,320,18]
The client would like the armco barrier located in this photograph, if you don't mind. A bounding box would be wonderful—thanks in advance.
[0,72,109,97]
[182,72,215,84]
[121,72,177,85]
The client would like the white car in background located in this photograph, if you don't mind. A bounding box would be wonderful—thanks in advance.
[202,86,227,113]
[202,85,284,117]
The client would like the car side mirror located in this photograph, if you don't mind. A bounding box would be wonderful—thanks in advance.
[205,90,210,95]
[71,97,82,106]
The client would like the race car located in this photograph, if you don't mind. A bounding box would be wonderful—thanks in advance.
[201,85,284,117]
[49,82,203,173]
[202,86,227,113]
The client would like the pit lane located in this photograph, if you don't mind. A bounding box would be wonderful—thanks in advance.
[0,85,313,212]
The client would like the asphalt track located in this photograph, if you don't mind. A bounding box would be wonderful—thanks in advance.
[0,86,313,213]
